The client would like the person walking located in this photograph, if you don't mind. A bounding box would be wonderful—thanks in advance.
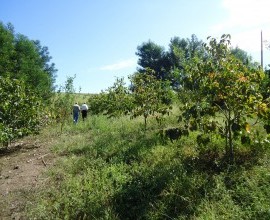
[81,102,89,121]
[73,102,80,124]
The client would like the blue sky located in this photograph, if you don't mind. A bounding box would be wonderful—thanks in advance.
[1,0,270,93]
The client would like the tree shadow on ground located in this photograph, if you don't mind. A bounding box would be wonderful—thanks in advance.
[112,143,265,219]
[112,159,206,219]
[0,142,25,157]
[0,140,41,158]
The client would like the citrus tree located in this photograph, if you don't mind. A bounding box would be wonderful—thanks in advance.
[180,34,265,162]
[51,75,76,133]
[129,68,173,130]
[103,77,133,118]
[0,77,40,147]
[88,92,108,116]
[88,77,134,118]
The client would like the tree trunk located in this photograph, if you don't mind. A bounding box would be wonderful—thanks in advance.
[144,116,147,131]
[227,111,234,164]
[225,121,229,154]
[228,124,234,163]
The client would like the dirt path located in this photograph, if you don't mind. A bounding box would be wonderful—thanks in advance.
[0,138,56,220]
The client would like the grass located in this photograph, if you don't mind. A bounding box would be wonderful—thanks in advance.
[27,113,270,219]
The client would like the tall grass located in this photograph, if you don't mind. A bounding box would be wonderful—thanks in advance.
[27,113,270,219]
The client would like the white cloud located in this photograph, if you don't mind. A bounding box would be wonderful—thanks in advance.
[209,0,270,63]
[212,0,270,32]
[100,58,137,71]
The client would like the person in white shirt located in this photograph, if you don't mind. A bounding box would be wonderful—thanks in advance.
[81,102,89,121]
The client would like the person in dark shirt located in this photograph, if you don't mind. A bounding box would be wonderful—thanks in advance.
[73,103,80,124]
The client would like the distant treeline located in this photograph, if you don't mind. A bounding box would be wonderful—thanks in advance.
[135,34,259,88]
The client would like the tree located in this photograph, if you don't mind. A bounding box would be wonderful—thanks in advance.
[103,77,134,118]
[136,40,171,81]
[12,34,57,100]
[88,78,134,118]
[88,93,108,116]
[168,37,188,70]
[33,40,57,98]
[166,35,206,89]
[0,22,57,101]
[51,75,76,133]
[0,22,58,145]
[135,35,208,89]
[168,34,205,69]
[230,46,257,68]
[0,77,41,147]
[180,34,265,163]
[129,68,173,130]
[0,22,15,76]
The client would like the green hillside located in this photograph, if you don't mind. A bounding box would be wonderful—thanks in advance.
[26,113,270,219]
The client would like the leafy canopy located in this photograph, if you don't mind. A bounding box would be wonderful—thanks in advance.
[0,77,41,144]
[179,34,265,162]
[0,22,57,100]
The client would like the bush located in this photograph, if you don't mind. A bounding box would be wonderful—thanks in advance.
[0,77,41,146]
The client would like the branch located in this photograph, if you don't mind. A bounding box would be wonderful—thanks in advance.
[214,102,229,120]
[251,116,260,126]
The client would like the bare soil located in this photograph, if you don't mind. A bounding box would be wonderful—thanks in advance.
[0,137,56,220]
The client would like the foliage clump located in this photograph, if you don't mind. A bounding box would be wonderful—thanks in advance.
[0,77,41,146]
[0,22,57,146]
[178,34,266,163]
[89,72,174,129]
